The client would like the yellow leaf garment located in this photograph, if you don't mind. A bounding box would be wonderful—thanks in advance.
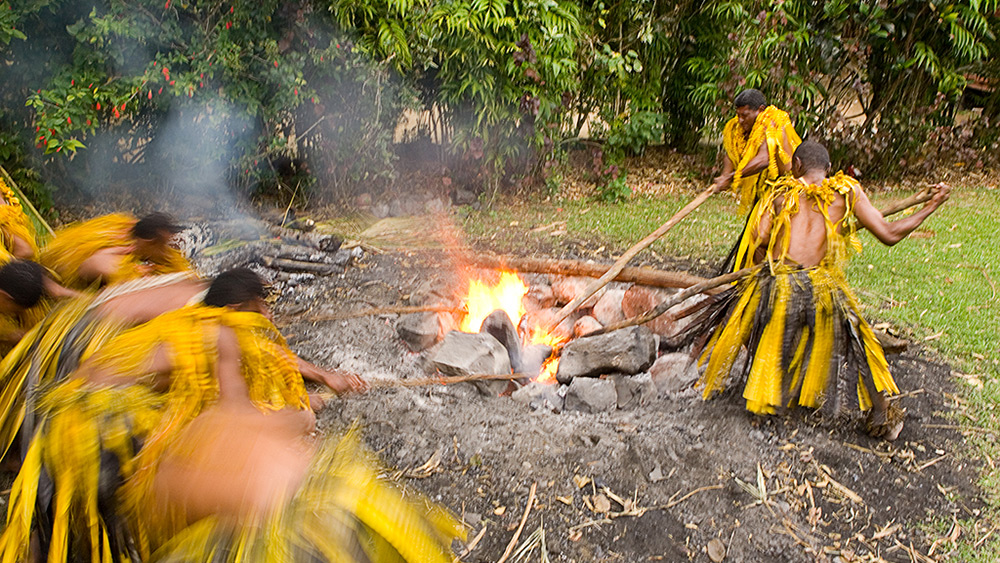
[0,176,39,263]
[693,173,896,416]
[40,213,193,290]
[148,429,465,563]
[1,304,463,563]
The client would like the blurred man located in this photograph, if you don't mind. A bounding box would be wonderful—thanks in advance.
[41,212,193,290]
[689,141,949,440]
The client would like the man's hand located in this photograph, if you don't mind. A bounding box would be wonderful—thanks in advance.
[711,172,734,194]
[927,182,951,209]
[321,370,368,395]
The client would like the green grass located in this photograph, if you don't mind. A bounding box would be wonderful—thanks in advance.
[461,192,742,263]
[461,184,1000,560]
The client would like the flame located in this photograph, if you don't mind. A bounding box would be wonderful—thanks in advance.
[459,270,568,384]
[536,357,559,384]
[459,271,528,333]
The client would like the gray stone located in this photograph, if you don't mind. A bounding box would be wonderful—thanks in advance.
[573,315,603,338]
[452,188,477,206]
[555,326,657,383]
[564,378,617,413]
[511,382,564,413]
[661,293,710,347]
[480,310,524,374]
[551,276,605,309]
[396,312,443,352]
[431,331,511,378]
[424,197,449,214]
[592,288,626,326]
[522,283,555,312]
[612,373,657,409]
[649,352,699,394]
[518,308,576,343]
[521,344,554,378]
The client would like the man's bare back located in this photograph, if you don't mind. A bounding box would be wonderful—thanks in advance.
[755,171,949,268]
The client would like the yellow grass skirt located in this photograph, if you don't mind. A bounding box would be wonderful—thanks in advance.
[694,266,897,416]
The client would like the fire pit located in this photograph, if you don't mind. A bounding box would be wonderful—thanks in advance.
[396,268,707,413]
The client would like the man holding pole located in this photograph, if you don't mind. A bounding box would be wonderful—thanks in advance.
[688,141,949,440]
[711,89,802,272]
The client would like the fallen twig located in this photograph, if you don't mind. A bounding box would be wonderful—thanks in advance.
[922,423,995,433]
[453,524,488,562]
[567,518,613,534]
[662,484,725,509]
[497,482,537,563]
[916,453,949,472]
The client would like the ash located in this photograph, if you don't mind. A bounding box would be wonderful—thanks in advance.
[192,239,982,563]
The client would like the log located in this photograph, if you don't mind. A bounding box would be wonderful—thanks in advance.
[551,187,715,328]
[464,253,710,289]
[588,266,758,336]
[261,255,338,275]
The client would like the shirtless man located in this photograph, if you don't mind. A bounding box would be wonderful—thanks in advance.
[693,141,948,439]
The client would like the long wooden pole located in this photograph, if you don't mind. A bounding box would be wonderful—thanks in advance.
[550,187,715,328]
[318,372,527,399]
[464,253,709,289]
[587,266,757,336]
[878,187,933,218]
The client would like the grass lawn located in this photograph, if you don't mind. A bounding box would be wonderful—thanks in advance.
[460,182,1000,559]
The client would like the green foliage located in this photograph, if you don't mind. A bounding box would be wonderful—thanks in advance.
[3,0,1000,206]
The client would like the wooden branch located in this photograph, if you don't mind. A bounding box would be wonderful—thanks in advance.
[368,372,527,389]
[319,373,529,400]
[305,305,463,322]
[551,187,715,328]
[587,266,757,337]
[878,187,933,218]
[497,482,537,563]
[261,256,338,275]
[464,253,709,289]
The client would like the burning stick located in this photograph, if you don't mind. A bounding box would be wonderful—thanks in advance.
[587,265,759,337]
[550,187,716,329]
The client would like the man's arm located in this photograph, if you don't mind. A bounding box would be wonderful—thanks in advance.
[297,357,367,395]
[711,154,736,193]
[735,138,771,180]
[852,183,950,246]
[8,234,35,260]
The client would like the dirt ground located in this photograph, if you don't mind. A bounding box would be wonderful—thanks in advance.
[265,248,984,563]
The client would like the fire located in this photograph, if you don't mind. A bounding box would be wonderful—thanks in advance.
[459,270,568,383]
[459,271,528,333]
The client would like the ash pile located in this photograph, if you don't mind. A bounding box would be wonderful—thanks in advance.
[396,271,715,415]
